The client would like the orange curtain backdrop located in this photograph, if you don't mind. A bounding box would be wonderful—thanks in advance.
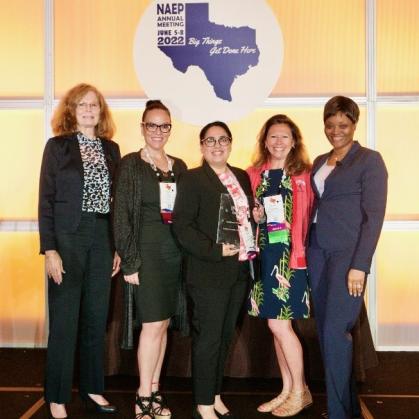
[376,105,419,219]
[377,0,419,95]
[376,231,419,347]
[0,110,44,220]
[0,233,45,346]
[54,0,149,97]
[0,0,44,98]
[266,0,366,97]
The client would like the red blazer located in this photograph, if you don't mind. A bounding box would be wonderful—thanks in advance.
[247,165,314,269]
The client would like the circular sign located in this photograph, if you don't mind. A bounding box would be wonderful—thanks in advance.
[134,0,283,125]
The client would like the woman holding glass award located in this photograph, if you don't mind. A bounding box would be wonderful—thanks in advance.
[113,100,187,419]
[247,114,314,417]
[173,121,255,419]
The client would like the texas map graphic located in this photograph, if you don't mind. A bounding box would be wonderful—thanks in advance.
[159,3,260,101]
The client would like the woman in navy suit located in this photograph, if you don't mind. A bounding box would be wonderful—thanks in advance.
[307,96,387,419]
[39,83,121,418]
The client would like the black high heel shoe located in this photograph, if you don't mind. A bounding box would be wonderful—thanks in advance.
[135,394,155,419]
[151,390,171,418]
[80,393,117,414]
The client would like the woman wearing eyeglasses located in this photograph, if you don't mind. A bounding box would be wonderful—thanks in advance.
[113,100,187,419]
[39,83,121,418]
[173,121,255,419]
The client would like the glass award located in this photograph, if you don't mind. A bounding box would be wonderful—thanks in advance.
[216,193,240,247]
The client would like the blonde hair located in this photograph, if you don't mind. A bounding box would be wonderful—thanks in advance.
[51,83,115,138]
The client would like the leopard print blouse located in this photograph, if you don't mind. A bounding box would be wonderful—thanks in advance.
[77,132,111,214]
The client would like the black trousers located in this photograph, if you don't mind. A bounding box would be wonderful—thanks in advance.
[188,262,249,405]
[307,226,363,419]
[45,213,113,403]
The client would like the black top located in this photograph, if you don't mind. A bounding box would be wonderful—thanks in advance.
[38,133,121,253]
[173,160,254,289]
[113,151,187,275]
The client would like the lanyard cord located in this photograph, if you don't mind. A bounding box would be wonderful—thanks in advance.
[262,169,287,196]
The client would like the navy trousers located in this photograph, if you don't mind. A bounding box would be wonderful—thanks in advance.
[307,226,363,419]
[45,213,113,403]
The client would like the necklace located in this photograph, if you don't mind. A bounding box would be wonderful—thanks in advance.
[143,147,174,180]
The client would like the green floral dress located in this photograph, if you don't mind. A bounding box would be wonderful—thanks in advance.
[248,169,310,319]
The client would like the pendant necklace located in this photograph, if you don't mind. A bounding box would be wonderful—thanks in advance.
[143,147,175,181]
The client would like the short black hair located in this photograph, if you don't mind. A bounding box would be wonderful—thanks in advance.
[323,96,360,124]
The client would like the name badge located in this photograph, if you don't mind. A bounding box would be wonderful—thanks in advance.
[263,194,289,244]
[263,194,285,224]
[159,182,176,224]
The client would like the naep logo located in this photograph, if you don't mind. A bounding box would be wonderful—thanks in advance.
[134,0,283,125]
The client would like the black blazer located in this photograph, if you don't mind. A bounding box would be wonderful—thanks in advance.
[311,141,387,273]
[38,133,121,253]
[173,161,254,288]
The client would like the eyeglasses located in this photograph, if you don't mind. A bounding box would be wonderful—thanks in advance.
[143,122,172,133]
[77,102,100,111]
[200,136,232,147]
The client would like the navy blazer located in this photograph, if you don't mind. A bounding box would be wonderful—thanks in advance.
[38,133,121,253]
[173,161,254,288]
[311,141,387,273]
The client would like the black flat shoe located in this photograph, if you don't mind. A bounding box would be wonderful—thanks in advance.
[215,409,236,418]
[80,393,117,414]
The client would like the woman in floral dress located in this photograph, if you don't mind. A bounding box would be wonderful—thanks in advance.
[247,114,314,417]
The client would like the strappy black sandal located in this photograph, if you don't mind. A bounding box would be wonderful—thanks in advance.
[152,391,171,418]
[135,395,155,419]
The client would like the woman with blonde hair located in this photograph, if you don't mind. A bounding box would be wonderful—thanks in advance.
[39,83,121,418]
[247,114,314,417]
